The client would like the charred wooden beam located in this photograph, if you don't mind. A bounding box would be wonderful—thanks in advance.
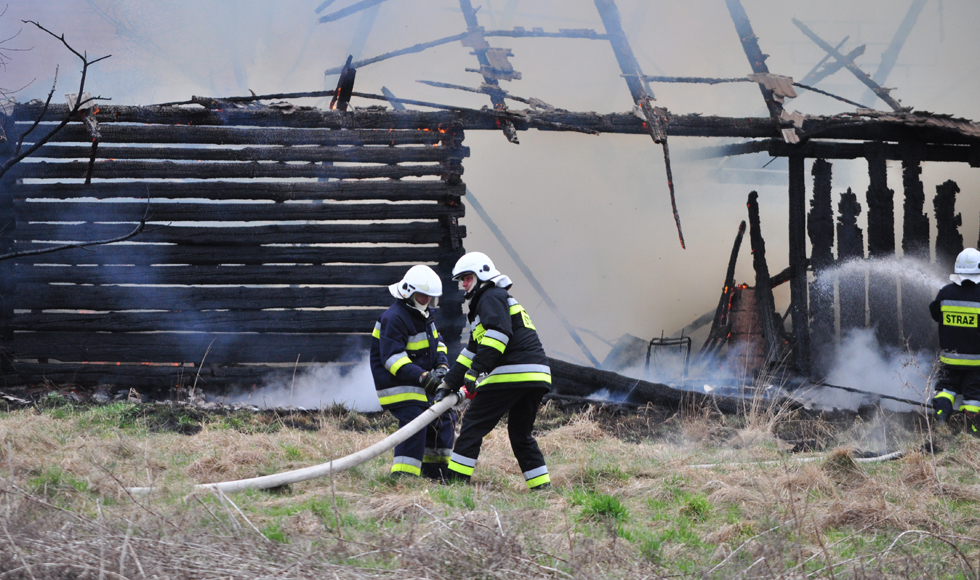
[10,160,453,181]
[17,222,456,246]
[13,200,464,224]
[8,332,372,365]
[799,44,866,87]
[702,221,746,355]
[724,0,783,127]
[13,244,446,267]
[31,143,469,163]
[861,0,927,106]
[934,179,963,268]
[13,180,464,202]
[318,0,390,24]
[13,264,414,286]
[747,191,783,368]
[594,0,651,102]
[788,156,811,373]
[799,35,849,85]
[380,86,407,111]
[11,309,386,334]
[8,285,391,311]
[808,159,834,371]
[458,0,519,144]
[865,142,900,346]
[42,124,449,145]
[768,140,980,162]
[792,18,904,111]
[900,142,933,350]
[329,56,357,111]
[322,29,609,76]
[837,188,866,335]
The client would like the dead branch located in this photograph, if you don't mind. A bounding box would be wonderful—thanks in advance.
[0,21,110,181]
[0,199,149,262]
[318,0,390,24]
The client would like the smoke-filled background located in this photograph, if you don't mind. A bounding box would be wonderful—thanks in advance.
[5,1,980,394]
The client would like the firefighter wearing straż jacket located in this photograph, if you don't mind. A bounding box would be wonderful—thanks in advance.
[930,248,980,436]
[436,252,552,490]
[370,265,456,478]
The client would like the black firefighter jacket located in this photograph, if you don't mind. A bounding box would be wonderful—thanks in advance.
[930,280,980,367]
[444,281,551,393]
[370,300,449,409]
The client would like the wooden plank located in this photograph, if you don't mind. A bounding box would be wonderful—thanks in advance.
[16,222,455,245]
[10,309,386,333]
[13,244,446,266]
[13,264,414,285]
[11,160,452,181]
[9,284,392,310]
[5,332,373,364]
[43,124,448,145]
[31,144,469,163]
[12,180,464,202]
[13,200,464,223]
[788,155,810,374]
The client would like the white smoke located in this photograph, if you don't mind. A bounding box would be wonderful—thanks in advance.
[816,328,935,412]
[223,355,382,412]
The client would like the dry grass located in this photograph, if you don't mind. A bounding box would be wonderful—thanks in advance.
[0,398,977,579]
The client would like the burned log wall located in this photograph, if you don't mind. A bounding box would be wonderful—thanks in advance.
[0,104,469,391]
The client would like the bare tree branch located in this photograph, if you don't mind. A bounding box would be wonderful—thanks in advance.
[0,199,150,262]
[0,20,111,181]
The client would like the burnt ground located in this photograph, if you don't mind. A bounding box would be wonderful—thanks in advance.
[0,384,938,456]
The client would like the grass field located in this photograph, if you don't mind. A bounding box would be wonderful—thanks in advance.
[0,394,978,579]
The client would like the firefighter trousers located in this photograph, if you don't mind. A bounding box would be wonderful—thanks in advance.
[388,403,456,479]
[447,386,551,489]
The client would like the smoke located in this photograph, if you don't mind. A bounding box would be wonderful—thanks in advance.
[223,354,382,412]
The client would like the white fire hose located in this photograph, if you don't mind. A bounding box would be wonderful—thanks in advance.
[126,392,460,495]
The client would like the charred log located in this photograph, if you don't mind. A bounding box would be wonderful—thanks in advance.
[702,221,746,355]
[865,142,900,347]
[747,191,783,368]
[837,188,866,334]
[934,179,963,268]
[900,142,933,350]
[808,159,834,371]
[789,156,811,373]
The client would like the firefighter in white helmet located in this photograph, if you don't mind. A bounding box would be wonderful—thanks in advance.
[369,265,455,478]
[930,247,980,436]
[435,252,553,490]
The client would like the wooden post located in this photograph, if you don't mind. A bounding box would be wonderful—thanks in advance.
[865,141,900,347]
[788,155,811,374]
[900,142,932,350]
[807,159,834,372]
[747,191,782,368]
[934,180,963,269]
[837,188,866,335]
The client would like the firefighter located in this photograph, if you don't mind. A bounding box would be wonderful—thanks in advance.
[435,252,552,490]
[930,247,980,436]
[370,265,455,478]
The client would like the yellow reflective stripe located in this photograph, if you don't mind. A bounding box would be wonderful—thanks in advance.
[940,355,980,366]
[472,323,486,342]
[961,404,980,413]
[480,372,552,385]
[941,304,980,314]
[391,463,421,476]
[372,328,381,338]
[378,392,428,406]
[437,343,448,354]
[936,391,956,403]
[509,304,524,315]
[448,461,474,476]
[526,473,551,489]
[432,328,439,338]
[480,336,507,353]
[456,354,473,368]
[389,356,412,375]
[406,338,430,350]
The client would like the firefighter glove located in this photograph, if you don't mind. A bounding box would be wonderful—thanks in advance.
[434,384,457,403]
[420,367,449,396]
[932,396,954,423]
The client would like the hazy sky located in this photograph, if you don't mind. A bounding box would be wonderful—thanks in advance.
[5,0,980,365]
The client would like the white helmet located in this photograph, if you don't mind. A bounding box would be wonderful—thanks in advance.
[951,248,980,285]
[389,265,442,302]
[452,251,500,282]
